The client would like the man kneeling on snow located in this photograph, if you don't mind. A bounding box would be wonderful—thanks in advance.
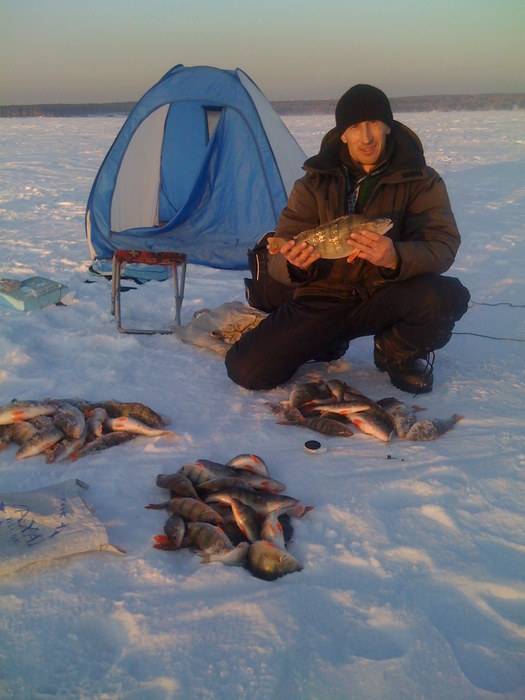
[225,84,470,394]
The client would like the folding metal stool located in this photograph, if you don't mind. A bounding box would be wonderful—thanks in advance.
[111,250,187,334]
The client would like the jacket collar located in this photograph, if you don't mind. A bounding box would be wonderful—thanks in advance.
[303,121,427,181]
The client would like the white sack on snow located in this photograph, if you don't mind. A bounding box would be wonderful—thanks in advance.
[174,301,267,356]
[0,478,122,577]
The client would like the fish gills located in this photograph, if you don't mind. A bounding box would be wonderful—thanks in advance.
[164,514,186,548]
[229,499,260,543]
[53,402,86,439]
[85,407,108,439]
[260,511,286,549]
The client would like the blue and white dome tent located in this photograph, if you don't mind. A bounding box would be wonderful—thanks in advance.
[85,65,306,270]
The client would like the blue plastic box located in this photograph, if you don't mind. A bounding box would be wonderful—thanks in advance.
[0,276,68,311]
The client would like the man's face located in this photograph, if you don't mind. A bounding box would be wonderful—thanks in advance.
[341,120,391,173]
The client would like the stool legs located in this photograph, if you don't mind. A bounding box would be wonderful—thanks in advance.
[173,261,186,326]
[114,259,123,331]
[111,255,186,334]
[111,254,118,316]
[111,254,123,328]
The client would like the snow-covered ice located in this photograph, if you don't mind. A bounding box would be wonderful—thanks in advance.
[0,111,524,699]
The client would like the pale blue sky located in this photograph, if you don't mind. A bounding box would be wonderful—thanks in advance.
[1,0,524,104]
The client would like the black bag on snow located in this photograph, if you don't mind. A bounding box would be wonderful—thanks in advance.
[243,232,294,313]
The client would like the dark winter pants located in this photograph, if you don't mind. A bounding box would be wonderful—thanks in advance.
[225,274,470,390]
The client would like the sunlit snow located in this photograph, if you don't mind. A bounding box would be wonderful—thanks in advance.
[0,111,524,699]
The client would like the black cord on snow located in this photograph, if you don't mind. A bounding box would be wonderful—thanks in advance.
[470,300,525,309]
[456,299,525,340]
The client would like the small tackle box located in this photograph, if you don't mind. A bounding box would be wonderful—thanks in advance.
[0,276,68,311]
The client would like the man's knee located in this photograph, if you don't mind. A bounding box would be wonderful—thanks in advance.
[447,277,470,318]
[225,345,291,391]
[413,276,470,319]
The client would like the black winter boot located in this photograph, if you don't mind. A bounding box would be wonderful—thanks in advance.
[374,339,434,394]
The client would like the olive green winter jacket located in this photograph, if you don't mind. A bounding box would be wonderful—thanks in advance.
[268,121,461,299]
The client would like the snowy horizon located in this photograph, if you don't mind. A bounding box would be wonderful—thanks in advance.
[0,111,524,699]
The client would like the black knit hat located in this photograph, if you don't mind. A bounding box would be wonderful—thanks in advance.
[335,84,394,133]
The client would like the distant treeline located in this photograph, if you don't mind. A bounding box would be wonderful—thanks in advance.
[274,93,525,115]
[1,94,524,118]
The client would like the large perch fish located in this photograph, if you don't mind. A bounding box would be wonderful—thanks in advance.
[267,214,393,259]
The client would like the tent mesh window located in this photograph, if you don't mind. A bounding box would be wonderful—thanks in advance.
[204,107,223,142]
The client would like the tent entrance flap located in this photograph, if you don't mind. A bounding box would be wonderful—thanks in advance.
[159,103,224,223]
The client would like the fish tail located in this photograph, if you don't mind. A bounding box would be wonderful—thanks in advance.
[440,414,464,434]
[45,449,59,464]
[289,504,314,518]
[152,534,181,550]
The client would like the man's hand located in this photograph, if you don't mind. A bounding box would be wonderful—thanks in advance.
[274,240,321,270]
[347,228,398,269]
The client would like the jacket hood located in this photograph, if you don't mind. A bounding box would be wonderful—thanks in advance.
[303,120,426,177]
